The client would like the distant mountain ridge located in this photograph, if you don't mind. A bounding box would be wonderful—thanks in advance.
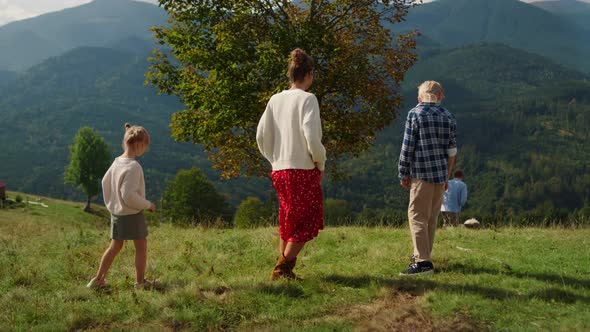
[392,0,590,74]
[402,43,588,102]
[0,0,167,71]
[530,0,590,31]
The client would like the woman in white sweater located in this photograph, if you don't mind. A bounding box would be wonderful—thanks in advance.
[257,48,327,280]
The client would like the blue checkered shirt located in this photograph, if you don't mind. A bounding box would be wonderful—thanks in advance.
[398,102,457,183]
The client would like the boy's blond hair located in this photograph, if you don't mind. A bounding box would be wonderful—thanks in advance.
[418,81,444,103]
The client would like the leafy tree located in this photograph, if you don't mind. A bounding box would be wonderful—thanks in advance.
[64,127,111,212]
[233,196,273,228]
[161,167,230,224]
[147,0,419,178]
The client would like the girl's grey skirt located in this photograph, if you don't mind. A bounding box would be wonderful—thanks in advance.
[111,211,148,240]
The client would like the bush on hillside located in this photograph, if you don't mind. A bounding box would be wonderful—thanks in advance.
[324,199,353,226]
[161,167,231,225]
[233,196,274,228]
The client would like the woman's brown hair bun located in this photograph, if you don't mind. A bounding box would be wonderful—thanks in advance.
[124,123,131,130]
[287,48,314,83]
[291,49,304,65]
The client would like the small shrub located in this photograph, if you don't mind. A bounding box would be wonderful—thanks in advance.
[233,197,273,228]
[324,199,352,226]
[161,167,231,225]
[15,195,23,203]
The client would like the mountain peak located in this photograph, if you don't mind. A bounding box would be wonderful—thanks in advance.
[0,0,166,71]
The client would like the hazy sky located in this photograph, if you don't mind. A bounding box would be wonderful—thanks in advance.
[1,0,589,27]
[0,0,158,27]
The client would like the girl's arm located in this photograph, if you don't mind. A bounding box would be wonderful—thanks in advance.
[120,168,152,211]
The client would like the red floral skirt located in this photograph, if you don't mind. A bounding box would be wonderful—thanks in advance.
[271,169,324,243]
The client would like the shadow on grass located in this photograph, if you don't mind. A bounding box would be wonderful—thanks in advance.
[255,284,307,299]
[86,207,110,219]
[442,262,590,290]
[322,273,590,304]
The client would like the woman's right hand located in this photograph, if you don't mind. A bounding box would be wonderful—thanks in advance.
[315,163,324,181]
[148,202,156,213]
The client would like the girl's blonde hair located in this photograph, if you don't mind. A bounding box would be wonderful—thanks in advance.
[122,123,150,150]
[418,81,444,103]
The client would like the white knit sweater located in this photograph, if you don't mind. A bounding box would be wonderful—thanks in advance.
[102,157,151,216]
[256,89,327,171]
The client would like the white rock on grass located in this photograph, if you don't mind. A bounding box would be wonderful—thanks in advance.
[464,218,481,228]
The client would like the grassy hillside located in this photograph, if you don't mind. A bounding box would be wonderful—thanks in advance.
[1,193,589,331]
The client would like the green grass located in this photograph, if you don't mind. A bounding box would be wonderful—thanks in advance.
[1,192,589,331]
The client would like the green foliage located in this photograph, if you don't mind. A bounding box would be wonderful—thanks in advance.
[161,167,230,224]
[324,198,352,226]
[147,0,419,178]
[15,195,23,203]
[233,196,273,229]
[64,127,111,209]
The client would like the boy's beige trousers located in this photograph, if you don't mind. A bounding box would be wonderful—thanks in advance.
[408,178,446,262]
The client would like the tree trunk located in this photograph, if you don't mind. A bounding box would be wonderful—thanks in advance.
[84,196,92,213]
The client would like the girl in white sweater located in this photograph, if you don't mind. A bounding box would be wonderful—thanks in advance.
[257,48,327,280]
[87,123,156,289]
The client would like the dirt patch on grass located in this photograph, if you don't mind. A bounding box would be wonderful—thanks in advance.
[347,291,481,331]
[302,290,483,332]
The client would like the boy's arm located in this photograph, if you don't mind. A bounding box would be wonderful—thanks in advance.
[399,113,417,188]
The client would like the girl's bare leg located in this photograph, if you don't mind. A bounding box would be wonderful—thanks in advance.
[95,240,125,281]
[133,239,147,283]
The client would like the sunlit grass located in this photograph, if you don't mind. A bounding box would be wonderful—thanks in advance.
[1,192,589,331]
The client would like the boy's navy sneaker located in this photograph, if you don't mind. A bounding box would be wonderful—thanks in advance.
[399,261,434,276]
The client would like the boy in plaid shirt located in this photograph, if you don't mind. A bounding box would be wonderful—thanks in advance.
[398,81,457,276]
